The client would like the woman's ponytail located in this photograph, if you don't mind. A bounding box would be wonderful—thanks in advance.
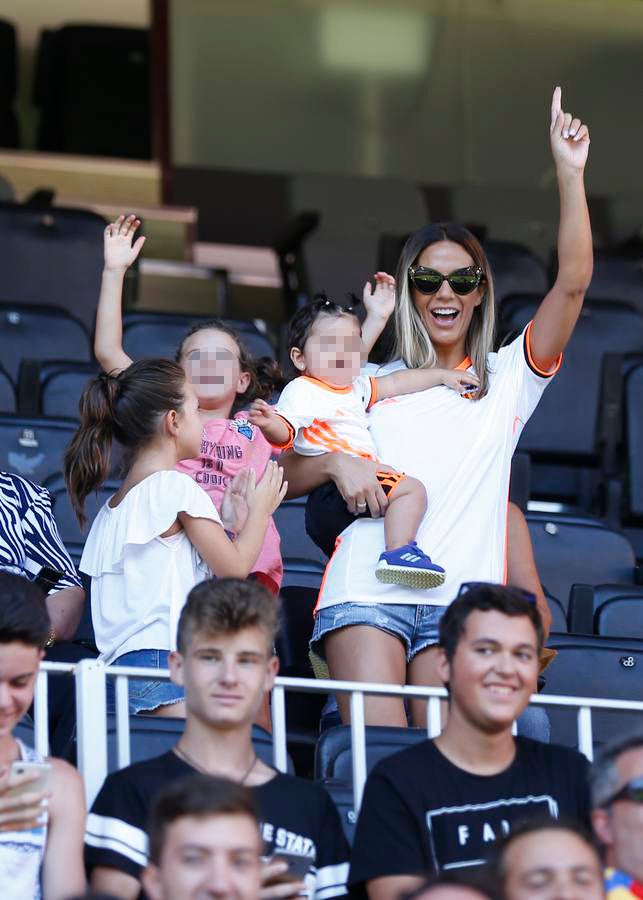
[64,373,118,527]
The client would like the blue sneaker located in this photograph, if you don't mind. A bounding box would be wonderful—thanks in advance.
[375,541,446,589]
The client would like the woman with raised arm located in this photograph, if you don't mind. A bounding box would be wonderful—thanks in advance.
[282,87,592,725]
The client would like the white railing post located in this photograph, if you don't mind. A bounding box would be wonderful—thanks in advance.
[76,658,108,806]
[427,696,441,738]
[350,691,367,810]
[34,669,49,757]
[271,684,288,773]
[115,675,131,770]
[577,706,594,761]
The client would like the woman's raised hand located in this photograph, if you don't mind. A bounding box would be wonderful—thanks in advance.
[245,461,288,517]
[220,469,250,534]
[549,86,590,173]
[104,214,146,271]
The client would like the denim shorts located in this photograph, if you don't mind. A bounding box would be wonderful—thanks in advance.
[310,602,447,664]
[107,649,184,715]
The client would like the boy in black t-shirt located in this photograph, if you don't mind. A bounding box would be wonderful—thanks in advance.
[85,578,349,900]
[349,584,591,900]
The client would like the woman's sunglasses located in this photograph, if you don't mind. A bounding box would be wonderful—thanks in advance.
[604,777,643,808]
[408,265,484,295]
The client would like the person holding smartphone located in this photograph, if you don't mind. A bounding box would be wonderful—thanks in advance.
[0,572,86,899]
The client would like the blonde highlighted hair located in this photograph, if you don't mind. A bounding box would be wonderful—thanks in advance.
[392,223,496,399]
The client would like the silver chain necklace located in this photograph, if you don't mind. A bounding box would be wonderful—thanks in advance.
[173,742,258,785]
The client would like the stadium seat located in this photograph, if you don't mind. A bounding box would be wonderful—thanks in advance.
[586,249,643,314]
[34,25,150,159]
[527,513,638,613]
[0,416,78,485]
[122,311,275,362]
[273,495,328,569]
[0,364,15,413]
[626,363,643,518]
[105,718,292,773]
[17,359,97,418]
[546,591,567,633]
[484,241,548,305]
[281,559,325,589]
[542,634,643,749]
[322,780,357,845]
[0,20,19,149]
[501,296,643,505]
[45,475,120,565]
[0,206,106,332]
[567,583,643,638]
[315,725,427,782]
[0,303,92,383]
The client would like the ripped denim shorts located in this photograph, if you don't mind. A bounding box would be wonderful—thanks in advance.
[310,601,447,665]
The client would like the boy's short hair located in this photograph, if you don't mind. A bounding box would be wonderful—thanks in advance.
[492,815,600,881]
[0,572,51,648]
[439,583,544,662]
[148,774,259,864]
[177,577,279,654]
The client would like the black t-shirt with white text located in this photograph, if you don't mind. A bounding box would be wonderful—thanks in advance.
[350,736,590,887]
[85,751,349,899]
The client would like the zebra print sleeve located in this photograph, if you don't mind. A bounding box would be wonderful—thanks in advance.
[0,472,82,592]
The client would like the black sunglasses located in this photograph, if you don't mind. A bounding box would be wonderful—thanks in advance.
[604,777,643,807]
[408,265,484,295]
[457,582,537,605]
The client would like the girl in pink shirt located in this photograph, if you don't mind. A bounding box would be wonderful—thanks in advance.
[95,215,283,593]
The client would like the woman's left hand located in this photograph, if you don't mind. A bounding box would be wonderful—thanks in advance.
[550,85,590,174]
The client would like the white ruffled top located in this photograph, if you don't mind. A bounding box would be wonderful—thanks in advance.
[80,470,222,664]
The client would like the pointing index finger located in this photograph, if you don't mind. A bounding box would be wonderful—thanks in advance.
[550,85,562,130]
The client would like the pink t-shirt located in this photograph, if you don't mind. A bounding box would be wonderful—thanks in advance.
[176,413,283,592]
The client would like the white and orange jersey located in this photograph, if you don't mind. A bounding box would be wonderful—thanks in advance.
[273,374,380,460]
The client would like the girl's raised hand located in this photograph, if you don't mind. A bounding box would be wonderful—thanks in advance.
[549,86,590,174]
[248,398,276,429]
[104,214,146,271]
[363,272,396,323]
[245,461,287,516]
[220,469,249,534]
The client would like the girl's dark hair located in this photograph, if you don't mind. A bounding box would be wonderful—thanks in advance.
[64,359,187,526]
[0,572,51,648]
[175,319,283,412]
[287,294,359,355]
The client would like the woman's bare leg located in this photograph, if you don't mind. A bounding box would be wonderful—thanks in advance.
[407,645,445,728]
[324,625,408,725]
[507,501,552,637]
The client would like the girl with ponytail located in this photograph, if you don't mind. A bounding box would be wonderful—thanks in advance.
[64,359,286,715]
[94,215,286,593]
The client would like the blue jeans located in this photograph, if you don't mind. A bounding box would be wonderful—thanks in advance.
[107,649,184,715]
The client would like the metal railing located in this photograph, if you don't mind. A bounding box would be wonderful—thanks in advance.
[33,660,643,807]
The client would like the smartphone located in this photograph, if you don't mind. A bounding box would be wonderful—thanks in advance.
[267,851,311,885]
[7,761,52,799]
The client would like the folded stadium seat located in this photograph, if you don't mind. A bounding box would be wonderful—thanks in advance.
[315,725,427,782]
[484,241,548,306]
[0,304,92,384]
[0,416,79,485]
[585,249,643,315]
[0,364,15,413]
[626,363,643,520]
[288,175,426,306]
[0,20,19,149]
[273,495,328,588]
[567,584,643,638]
[17,359,98,418]
[34,25,150,159]
[546,591,567,633]
[0,205,106,333]
[45,475,121,566]
[322,779,357,845]
[105,719,293,774]
[527,512,637,614]
[541,634,643,750]
[502,296,643,507]
[122,312,275,362]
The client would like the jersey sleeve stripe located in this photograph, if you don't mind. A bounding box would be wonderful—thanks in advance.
[315,861,350,897]
[85,813,148,867]
[366,376,378,411]
[523,320,563,378]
